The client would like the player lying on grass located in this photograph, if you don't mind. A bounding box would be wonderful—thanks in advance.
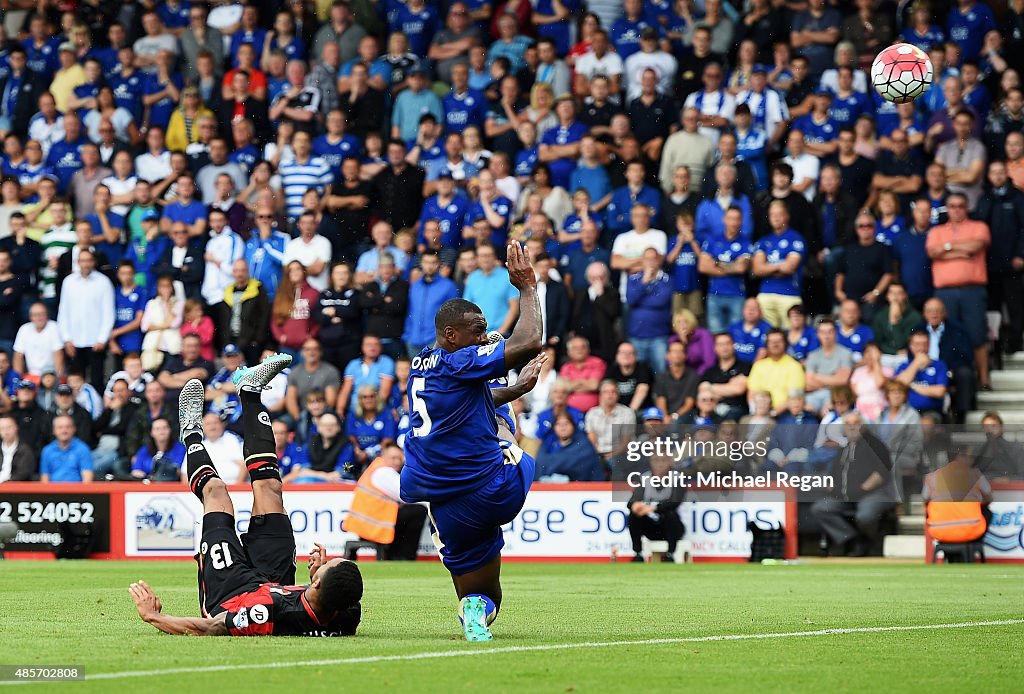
[129,355,363,636]
[402,241,545,642]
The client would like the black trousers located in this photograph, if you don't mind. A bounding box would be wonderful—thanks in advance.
[810,490,894,546]
[988,270,1024,352]
[69,346,106,392]
[951,365,976,423]
[380,503,427,561]
[628,511,684,554]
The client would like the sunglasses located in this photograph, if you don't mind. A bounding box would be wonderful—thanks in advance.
[257,214,273,219]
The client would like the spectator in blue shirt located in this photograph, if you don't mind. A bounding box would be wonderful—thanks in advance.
[611,0,661,61]
[626,248,673,373]
[130,416,186,481]
[390,67,444,142]
[605,160,663,238]
[752,200,807,328]
[340,335,396,414]
[538,96,589,190]
[345,385,398,476]
[45,113,88,195]
[894,330,949,414]
[462,242,519,333]
[560,220,610,292]
[40,414,93,482]
[534,379,586,449]
[947,0,996,62]
[443,63,487,134]
[244,206,289,299]
[488,14,533,73]
[403,250,459,354]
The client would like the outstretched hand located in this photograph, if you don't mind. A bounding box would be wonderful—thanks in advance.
[516,352,548,392]
[129,580,163,622]
[506,241,537,291]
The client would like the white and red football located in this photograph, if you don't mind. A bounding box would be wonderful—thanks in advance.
[871,43,934,103]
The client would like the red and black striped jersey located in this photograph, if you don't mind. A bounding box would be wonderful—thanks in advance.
[213,583,361,637]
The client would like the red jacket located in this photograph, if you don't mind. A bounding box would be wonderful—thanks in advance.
[271,282,320,348]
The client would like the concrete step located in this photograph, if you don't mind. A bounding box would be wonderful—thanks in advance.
[1002,352,1024,364]
[909,500,924,516]
[883,534,926,559]
[966,410,1024,425]
[991,371,1024,390]
[898,514,925,534]
[977,390,1024,407]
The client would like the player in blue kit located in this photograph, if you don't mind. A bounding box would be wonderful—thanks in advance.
[402,241,546,642]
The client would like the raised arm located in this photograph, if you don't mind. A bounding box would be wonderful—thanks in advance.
[503,242,543,369]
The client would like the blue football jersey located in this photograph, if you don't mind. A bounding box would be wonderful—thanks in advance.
[401,341,509,502]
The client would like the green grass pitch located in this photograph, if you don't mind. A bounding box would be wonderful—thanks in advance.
[1,561,1021,692]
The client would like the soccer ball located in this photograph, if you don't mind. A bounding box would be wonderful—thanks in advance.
[871,43,933,103]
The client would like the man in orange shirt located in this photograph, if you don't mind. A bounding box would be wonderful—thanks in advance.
[1006,132,1024,193]
[925,192,991,390]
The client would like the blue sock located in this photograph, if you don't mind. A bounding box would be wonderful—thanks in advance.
[460,594,497,626]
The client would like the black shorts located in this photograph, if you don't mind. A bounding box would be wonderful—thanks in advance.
[195,512,297,616]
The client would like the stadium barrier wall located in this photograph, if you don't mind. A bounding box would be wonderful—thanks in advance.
[923,483,1024,563]
[34,481,1024,563]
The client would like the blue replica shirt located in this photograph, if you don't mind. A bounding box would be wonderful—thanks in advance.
[569,163,611,205]
[540,121,589,189]
[132,442,187,477]
[899,25,945,53]
[229,144,260,173]
[462,267,519,331]
[729,319,771,361]
[736,129,768,190]
[837,324,875,362]
[229,28,268,67]
[793,114,838,149]
[829,91,873,129]
[392,3,440,57]
[560,246,611,291]
[666,235,699,293]
[605,185,663,236]
[891,229,933,301]
[343,355,396,411]
[514,147,538,178]
[947,2,996,61]
[279,442,308,477]
[871,90,901,133]
[402,341,512,502]
[22,38,59,78]
[244,229,289,299]
[207,366,243,424]
[72,82,101,119]
[874,216,907,246]
[610,17,662,61]
[464,195,513,246]
[963,85,991,122]
[110,71,144,120]
[534,405,586,448]
[45,137,87,194]
[895,358,949,412]
[84,211,125,265]
[535,0,579,55]
[701,236,752,297]
[407,138,444,165]
[443,89,488,133]
[754,230,806,296]
[787,326,820,362]
[694,196,754,243]
[157,1,190,29]
[142,72,184,130]
[163,199,207,227]
[114,286,146,353]
[419,193,469,248]
[312,134,362,177]
[346,411,398,460]
[267,34,305,64]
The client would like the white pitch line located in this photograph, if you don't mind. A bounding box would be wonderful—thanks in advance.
[2,618,1020,685]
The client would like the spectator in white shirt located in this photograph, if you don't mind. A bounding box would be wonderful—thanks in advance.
[623,27,677,102]
[134,127,173,184]
[783,129,821,202]
[283,210,332,291]
[13,301,65,380]
[201,411,245,483]
[200,208,244,305]
[573,29,623,96]
[57,249,115,390]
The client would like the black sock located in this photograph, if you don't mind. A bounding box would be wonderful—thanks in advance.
[240,387,280,482]
[186,440,220,500]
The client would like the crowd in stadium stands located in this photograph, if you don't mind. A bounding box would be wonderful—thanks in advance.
[0,0,1022,535]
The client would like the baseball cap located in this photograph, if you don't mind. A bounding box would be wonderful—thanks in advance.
[437,169,454,180]
[691,417,717,432]
[40,173,59,184]
[55,384,73,395]
[17,379,36,391]
[58,42,75,53]
[409,65,428,76]
[141,209,160,222]
[640,26,658,40]
[222,343,242,357]
[641,407,664,421]
[815,85,833,96]
[752,64,769,74]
